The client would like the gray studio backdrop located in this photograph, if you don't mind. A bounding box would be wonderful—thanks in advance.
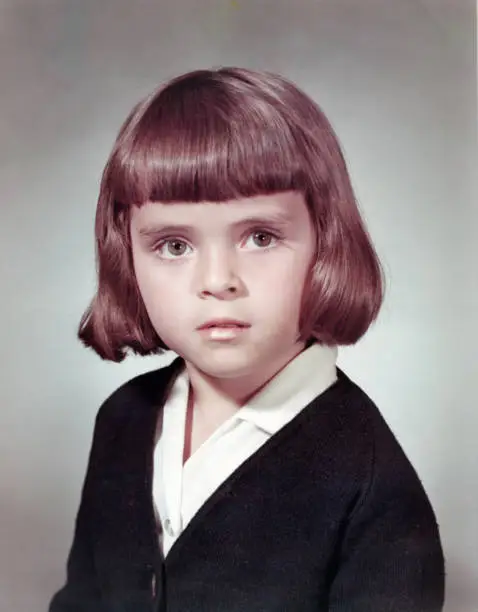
[1,1,476,611]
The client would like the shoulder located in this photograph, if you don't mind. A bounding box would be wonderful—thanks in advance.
[315,368,429,497]
[332,367,438,520]
[331,368,411,458]
[93,355,183,432]
[83,357,183,467]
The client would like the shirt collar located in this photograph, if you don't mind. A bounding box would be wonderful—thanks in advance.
[234,342,338,435]
[170,342,338,438]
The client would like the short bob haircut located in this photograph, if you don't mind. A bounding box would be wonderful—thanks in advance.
[78,66,385,362]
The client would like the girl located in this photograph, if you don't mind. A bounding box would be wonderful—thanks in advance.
[49,67,445,611]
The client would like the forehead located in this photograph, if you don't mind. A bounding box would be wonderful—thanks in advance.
[130,191,308,230]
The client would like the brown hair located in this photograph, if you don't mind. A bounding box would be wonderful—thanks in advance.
[78,67,385,362]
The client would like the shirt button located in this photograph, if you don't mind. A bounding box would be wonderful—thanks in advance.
[164,518,175,537]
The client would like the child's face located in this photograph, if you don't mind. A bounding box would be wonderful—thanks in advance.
[130,191,316,379]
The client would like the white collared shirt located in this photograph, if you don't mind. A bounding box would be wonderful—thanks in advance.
[152,343,338,557]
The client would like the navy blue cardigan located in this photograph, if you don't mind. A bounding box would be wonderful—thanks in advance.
[49,359,445,611]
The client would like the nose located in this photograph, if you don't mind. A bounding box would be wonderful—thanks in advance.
[195,246,242,300]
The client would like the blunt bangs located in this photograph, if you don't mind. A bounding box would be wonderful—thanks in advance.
[107,70,314,207]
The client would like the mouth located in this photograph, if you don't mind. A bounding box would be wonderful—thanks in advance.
[197,319,251,330]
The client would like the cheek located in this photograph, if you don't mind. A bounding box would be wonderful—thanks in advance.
[251,251,311,288]
[133,257,182,319]
[135,272,188,342]
[134,251,175,293]
[248,254,311,311]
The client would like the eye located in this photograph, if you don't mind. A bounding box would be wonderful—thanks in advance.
[155,238,192,259]
[244,230,280,250]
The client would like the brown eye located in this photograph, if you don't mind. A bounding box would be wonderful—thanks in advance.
[155,239,191,259]
[167,240,187,256]
[252,232,273,248]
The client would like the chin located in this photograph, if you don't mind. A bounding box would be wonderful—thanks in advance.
[188,348,259,379]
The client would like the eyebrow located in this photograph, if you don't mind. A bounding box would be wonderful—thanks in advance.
[137,212,295,238]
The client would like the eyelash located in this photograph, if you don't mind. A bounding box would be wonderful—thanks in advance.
[153,229,283,260]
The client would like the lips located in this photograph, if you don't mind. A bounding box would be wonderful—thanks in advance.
[197,318,250,330]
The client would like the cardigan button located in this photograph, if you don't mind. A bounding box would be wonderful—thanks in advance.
[164,518,175,537]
